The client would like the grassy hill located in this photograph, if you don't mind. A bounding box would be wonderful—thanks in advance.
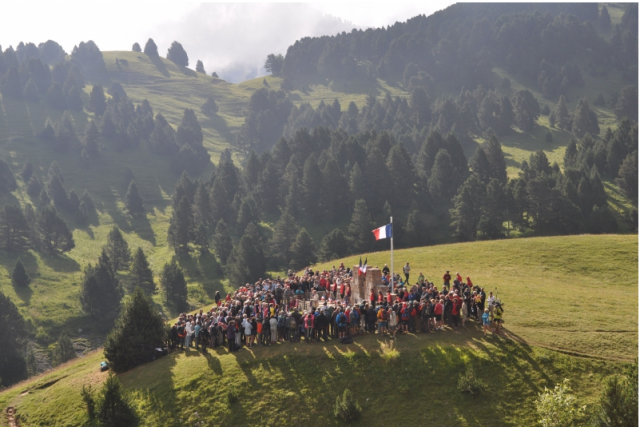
[0,235,636,426]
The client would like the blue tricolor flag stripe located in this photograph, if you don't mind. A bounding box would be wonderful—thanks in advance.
[372,223,392,240]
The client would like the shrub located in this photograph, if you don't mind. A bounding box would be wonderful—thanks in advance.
[334,388,362,422]
[458,365,486,395]
[81,384,96,420]
[536,379,585,427]
[226,389,239,404]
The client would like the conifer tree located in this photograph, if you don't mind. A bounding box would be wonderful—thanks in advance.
[11,258,30,287]
[349,163,366,208]
[36,205,74,253]
[0,205,31,253]
[319,228,349,261]
[256,155,282,216]
[51,333,75,366]
[83,120,100,158]
[46,82,67,110]
[124,180,144,216]
[386,143,417,208]
[289,228,317,270]
[614,86,638,123]
[75,201,89,225]
[428,149,456,200]
[161,259,187,308]
[364,148,392,209]
[192,182,211,227]
[23,77,39,102]
[104,287,165,373]
[196,60,205,74]
[27,175,41,197]
[89,84,106,116]
[616,151,638,200]
[226,222,267,286]
[66,85,83,111]
[236,196,258,231]
[96,373,138,426]
[176,108,203,148]
[322,159,347,220]
[79,250,122,317]
[0,291,27,386]
[271,211,299,265]
[143,38,159,57]
[469,146,492,184]
[67,189,80,213]
[511,89,540,132]
[483,134,508,185]
[104,226,131,272]
[450,175,486,241]
[347,199,373,254]
[212,219,233,264]
[132,43,141,53]
[599,6,611,31]
[1,66,22,98]
[167,195,195,255]
[20,161,33,182]
[130,247,155,294]
[554,95,572,130]
[201,95,218,116]
[302,153,323,219]
[403,207,428,248]
[572,98,600,138]
[166,41,189,67]
[46,175,68,210]
[209,175,233,226]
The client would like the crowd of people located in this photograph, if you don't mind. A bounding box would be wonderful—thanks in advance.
[168,264,505,353]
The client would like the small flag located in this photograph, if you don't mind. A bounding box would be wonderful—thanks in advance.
[372,223,393,240]
[359,258,368,276]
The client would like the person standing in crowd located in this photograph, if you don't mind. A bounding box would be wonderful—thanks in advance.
[185,321,193,351]
[482,308,491,336]
[493,301,504,335]
[403,263,411,284]
[487,291,496,319]
[443,271,451,288]
[242,315,252,347]
[227,320,236,352]
[388,306,398,338]
[270,314,278,344]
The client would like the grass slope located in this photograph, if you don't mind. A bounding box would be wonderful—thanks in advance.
[0,235,636,427]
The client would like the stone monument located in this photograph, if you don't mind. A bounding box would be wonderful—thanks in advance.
[352,267,385,302]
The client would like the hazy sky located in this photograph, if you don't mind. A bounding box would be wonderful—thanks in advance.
[1,1,454,82]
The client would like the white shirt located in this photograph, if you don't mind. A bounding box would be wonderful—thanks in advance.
[488,295,496,307]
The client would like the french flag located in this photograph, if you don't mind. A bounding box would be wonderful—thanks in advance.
[372,223,392,240]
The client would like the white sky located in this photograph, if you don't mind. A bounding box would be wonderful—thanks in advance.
[0,1,454,82]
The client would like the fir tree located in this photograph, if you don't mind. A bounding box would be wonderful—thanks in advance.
[469,147,492,184]
[563,139,578,169]
[51,333,75,366]
[271,212,299,266]
[484,134,508,185]
[130,247,155,294]
[0,204,31,253]
[450,175,486,241]
[209,175,233,226]
[194,223,209,254]
[289,228,317,270]
[96,373,138,426]
[166,41,189,67]
[511,89,540,132]
[80,250,122,317]
[196,60,205,74]
[67,85,83,111]
[161,259,187,308]
[302,153,323,219]
[36,206,74,253]
[132,43,141,53]
[349,163,366,208]
[167,195,195,255]
[46,82,67,110]
[386,143,417,208]
[0,291,27,386]
[192,182,211,227]
[212,219,233,264]
[75,201,89,225]
[20,161,33,182]
[403,207,428,248]
[176,108,203,148]
[104,226,131,272]
[572,98,600,138]
[616,151,638,200]
[319,229,349,261]
[347,199,373,254]
[143,38,159,57]
[237,196,258,231]
[554,95,572,131]
[614,86,638,123]
[23,77,39,102]
[599,5,611,31]
[201,95,218,116]
[67,189,80,213]
[124,180,144,216]
[428,149,456,200]
[46,175,68,210]
[1,66,22,98]
[322,158,347,220]
[89,84,106,116]
[11,258,30,287]
[83,120,100,158]
[226,222,267,286]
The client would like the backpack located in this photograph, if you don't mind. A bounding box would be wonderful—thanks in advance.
[288,317,297,329]
[306,316,313,328]
[353,310,360,320]
[277,315,286,328]
[337,313,347,326]
[339,336,353,344]
[401,308,410,320]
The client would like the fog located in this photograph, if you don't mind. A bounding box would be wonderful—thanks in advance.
[0,2,454,83]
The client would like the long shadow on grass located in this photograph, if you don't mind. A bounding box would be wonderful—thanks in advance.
[149,56,170,78]
[39,251,81,273]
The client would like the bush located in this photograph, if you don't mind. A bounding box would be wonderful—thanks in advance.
[458,365,486,395]
[226,389,239,404]
[536,379,585,427]
[334,388,362,422]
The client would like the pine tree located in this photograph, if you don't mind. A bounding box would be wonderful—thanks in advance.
[599,6,611,31]
[67,85,83,111]
[483,135,508,185]
[51,333,75,366]
[176,108,203,148]
[75,201,89,225]
[428,149,456,200]
[132,42,141,53]
[563,139,578,169]
[1,66,23,98]
[319,229,349,261]
[67,189,80,213]
[89,84,106,116]
[130,247,155,294]
[194,223,209,254]
[167,195,195,255]
[161,259,187,308]
[322,158,347,220]
[386,143,417,208]
[196,60,205,74]
[572,98,600,138]
[0,205,31,253]
[46,174,68,210]
[192,182,211,227]
[201,95,218,116]
[23,78,39,102]
[511,89,540,132]
[46,82,67,110]
[166,41,189,67]
[271,212,299,266]
[469,147,492,184]
[226,222,267,286]
[554,95,572,130]
[79,251,122,318]
[104,226,131,272]
[11,258,30,287]
[143,38,159,57]
[289,228,317,270]
[347,199,373,254]
[237,196,258,231]
[614,86,638,123]
[349,163,366,208]
[124,180,144,216]
[403,207,428,248]
[209,175,233,226]
[212,219,233,264]
[616,151,638,200]
[450,175,486,241]
[83,120,100,158]
[96,373,138,426]
[36,206,74,253]
[302,153,323,219]
[0,291,27,386]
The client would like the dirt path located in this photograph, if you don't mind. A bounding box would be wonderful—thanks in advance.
[5,406,19,427]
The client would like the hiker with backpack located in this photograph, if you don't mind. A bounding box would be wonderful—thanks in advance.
[377,306,389,334]
[336,308,348,339]
[400,303,411,334]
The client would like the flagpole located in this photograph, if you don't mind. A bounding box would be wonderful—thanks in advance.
[390,216,394,295]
